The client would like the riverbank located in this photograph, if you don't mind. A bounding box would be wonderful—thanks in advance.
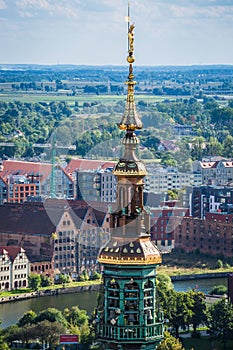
[170,271,229,281]
[0,270,230,304]
[0,283,100,304]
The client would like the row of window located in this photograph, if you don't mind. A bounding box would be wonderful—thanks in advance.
[0,275,9,280]
[55,246,75,251]
[14,264,27,269]
[0,266,9,271]
[14,273,27,279]
[58,230,75,236]
[55,262,75,268]
[54,254,75,260]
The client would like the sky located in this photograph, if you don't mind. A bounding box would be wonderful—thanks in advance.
[0,0,233,66]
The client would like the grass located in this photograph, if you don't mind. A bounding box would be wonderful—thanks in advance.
[157,265,232,277]
[0,279,101,298]
[182,336,233,350]
[0,92,177,104]
[157,249,233,276]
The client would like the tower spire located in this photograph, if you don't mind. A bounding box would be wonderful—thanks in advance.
[97,6,164,350]
[119,3,142,131]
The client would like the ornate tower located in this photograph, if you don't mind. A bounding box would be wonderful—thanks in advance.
[97,7,164,350]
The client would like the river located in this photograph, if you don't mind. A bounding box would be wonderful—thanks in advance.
[0,277,227,329]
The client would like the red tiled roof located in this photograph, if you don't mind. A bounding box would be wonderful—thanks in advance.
[0,160,74,183]
[0,246,26,262]
[65,158,115,174]
[0,160,52,183]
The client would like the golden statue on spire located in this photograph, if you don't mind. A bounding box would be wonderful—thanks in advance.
[118,4,142,131]
[128,23,135,53]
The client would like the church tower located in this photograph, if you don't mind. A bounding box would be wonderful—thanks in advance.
[97,7,164,350]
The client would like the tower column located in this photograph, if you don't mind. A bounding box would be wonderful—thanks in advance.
[97,5,164,350]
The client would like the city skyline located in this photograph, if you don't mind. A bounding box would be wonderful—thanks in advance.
[0,0,233,66]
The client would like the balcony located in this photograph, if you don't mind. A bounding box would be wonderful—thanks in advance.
[97,322,163,343]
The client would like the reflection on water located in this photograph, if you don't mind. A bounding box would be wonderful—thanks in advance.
[0,278,227,329]
[173,277,227,294]
[0,290,99,329]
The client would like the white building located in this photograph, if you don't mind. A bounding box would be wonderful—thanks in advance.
[144,166,202,193]
[0,246,30,290]
[192,159,233,185]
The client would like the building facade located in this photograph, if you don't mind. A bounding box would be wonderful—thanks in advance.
[150,202,189,252]
[175,211,233,257]
[0,246,30,290]
[144,166,202,194]
[191,185,233,218]
[0,200,110,279]
[0,160,74,202]
[192,158,233,185]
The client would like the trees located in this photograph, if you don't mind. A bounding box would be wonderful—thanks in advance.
[33,320,66,350]
[157,278,206,339]
[157,331,185,350]
[188,290,207,335]
[207,298,233,350]
[28,274,41,291]
[64,306,89,328]
[17,310,36,327]
[64,306,93,344]
[167,291,193,338]
[34,308,67,327]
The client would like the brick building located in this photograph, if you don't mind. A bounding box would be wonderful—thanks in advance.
[150,201,189,252]
[174,211,233,257]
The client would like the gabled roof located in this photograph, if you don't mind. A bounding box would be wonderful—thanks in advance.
[0,246,26,262]
[200,161,216,169]
[65,158,115,174]
[1,160,52,183]
[222,161,233,168]
[159,140,179,152]
[0,160,74,183]
[93,208,108,226]
[0,202,57,235]
[0,199,108,236]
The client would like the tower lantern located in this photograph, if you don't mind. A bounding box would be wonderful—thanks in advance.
[97,6,164,350]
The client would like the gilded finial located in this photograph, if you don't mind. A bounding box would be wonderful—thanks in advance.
[126,2,135,64]
[118,4,142,131]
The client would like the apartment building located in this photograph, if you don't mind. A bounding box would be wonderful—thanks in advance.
[144,166,202,193]
[193,158,233,185]
[65,158,116,202]
[191,185,233,218]
[0,160,74,202]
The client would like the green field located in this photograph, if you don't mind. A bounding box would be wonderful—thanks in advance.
[0,92,178,105]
